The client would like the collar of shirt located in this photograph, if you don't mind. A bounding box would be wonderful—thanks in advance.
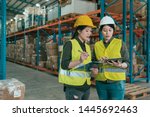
[75,37,86,51]
[103,37,113,48]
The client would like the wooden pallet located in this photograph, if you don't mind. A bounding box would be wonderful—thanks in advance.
[125,83,150,100]
[60,13,81,20]
[46,13,81,24]
[47,18,59,24]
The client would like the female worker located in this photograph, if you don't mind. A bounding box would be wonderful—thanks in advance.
[59,15,96,100]
[92,16,129,100]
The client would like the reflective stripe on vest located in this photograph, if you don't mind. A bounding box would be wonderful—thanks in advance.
[60,69,91,78]
[98,68,126,73]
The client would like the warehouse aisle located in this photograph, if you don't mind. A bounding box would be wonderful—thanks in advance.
[6,61,98,100]
[6,61,150,100]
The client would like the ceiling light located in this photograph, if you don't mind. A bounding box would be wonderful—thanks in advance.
[36,3,40,7]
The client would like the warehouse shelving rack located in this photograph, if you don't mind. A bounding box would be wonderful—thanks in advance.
[6,1,101,75]
[128,0,149,83]
[0,0,6,80]
[99,0,149,83]
[6,0,150,83]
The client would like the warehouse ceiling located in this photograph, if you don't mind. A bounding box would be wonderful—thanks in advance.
[7,0,57,21]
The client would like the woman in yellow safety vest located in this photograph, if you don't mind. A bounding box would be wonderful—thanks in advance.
[59,15,96,100]
[92,16,129,100]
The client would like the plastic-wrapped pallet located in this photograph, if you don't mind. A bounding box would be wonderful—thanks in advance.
[61,0,97,16]
[0,78,25,100]
[47,3,58,21]
[47,0,97,21]
[14,14,25,32]
[24,6,46,29]
[9,21,15,33]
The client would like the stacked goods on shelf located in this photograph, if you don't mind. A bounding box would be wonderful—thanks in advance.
[24,44,34,64]
[105,0,146,15]
[46,42,58,70]
[47,0,97,21]
[14,14,25,32]
[6,21,11,35]
[61,0,97,16]
[6,20,15,34]
[6,44,15,59]
[124,34,146,77]
[15,40,24,62]
[24,6,46,29]
[37,39,47,68]
[34,6,46,26]
[0,78,25,100]
[47,3,58,21]
[134,55,146,76]
[58,35,72,57]
[60,0,72,6]
[31,36,47,67]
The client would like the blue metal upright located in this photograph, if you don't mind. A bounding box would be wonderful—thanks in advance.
[128,0,149,83]
[122,0,127,43]
[129,0,134,83]
[0,0,6,80]
[36,30,40,66]
[147,0,150,82]
[58,1,62,70]
[99,0,105,40]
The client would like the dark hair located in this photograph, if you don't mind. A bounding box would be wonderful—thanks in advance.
[99,24,115,31]
[72,26,87,39]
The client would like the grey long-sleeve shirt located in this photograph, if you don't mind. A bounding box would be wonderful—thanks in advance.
[92,38,129,65]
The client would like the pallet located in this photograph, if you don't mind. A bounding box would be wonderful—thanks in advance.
[46,13,81,24]
[25,25,37,30]
[60,13,81,20]
[47,18,59,24]
[125,83,150,100]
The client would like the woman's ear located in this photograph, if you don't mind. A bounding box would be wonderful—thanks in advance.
[77,30,81,34]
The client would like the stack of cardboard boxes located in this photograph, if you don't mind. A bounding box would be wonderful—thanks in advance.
[46,42,58,70]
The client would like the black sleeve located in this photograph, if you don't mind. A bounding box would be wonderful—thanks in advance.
[121,42,129,65]
[61,41,72,70]
[92,47,99,68]
[92,49,97,61]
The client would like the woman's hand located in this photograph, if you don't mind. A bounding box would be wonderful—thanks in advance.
[79,51,89,63]
[91,68,98,77]
[99,57,108,64]
[107,60,127,69]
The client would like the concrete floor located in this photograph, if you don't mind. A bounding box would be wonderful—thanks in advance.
[6,61,150,100]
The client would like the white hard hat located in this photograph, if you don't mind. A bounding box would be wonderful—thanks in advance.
[99,16,115,28]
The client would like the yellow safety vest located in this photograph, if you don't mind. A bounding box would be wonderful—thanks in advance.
[94,38,126,81]
[59,39,92,86]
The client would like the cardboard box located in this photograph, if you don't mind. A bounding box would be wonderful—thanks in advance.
[106,0,145,15]
[0,78,25,100]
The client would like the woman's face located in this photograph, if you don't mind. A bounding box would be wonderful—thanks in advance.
[102,25,114,43]
[78,27,92,42]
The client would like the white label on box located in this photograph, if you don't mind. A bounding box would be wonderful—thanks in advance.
[14,90,21,97]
